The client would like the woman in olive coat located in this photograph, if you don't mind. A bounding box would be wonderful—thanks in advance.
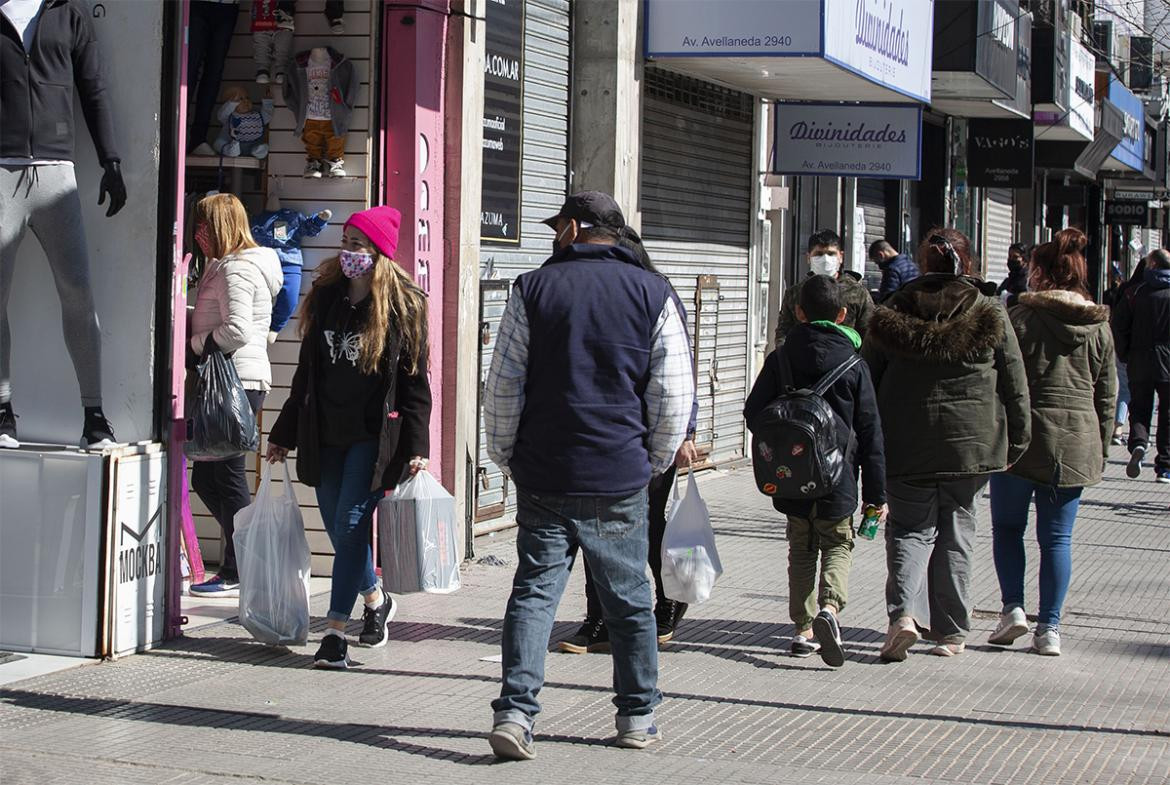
[988,229,1117,657]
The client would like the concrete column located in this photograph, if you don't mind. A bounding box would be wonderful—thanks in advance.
[569,0,642,225]
[443,0,486,558]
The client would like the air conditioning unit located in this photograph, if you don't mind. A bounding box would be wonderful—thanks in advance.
[1092,20,1114,64]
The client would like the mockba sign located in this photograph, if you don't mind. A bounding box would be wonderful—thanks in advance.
[772,103,922,179]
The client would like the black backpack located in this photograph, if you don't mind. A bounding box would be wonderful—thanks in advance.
[748,352,860,500]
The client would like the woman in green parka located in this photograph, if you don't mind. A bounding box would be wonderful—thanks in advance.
[988,229,1117,657]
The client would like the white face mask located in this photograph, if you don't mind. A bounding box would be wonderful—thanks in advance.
[810,254,841,277]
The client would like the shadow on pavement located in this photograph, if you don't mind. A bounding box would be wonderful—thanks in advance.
[0,689,613,766]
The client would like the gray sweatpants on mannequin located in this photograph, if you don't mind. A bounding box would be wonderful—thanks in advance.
[0,164,103,406]
[252,29,294,79]
[884,476,988,642]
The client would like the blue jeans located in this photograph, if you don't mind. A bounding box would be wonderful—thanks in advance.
[989,473,1083,627]
[1115,359,1130,426]
[316,440,381,622]
[492,487,660,733]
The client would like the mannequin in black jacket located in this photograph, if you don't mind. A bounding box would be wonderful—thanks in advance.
[0,0,126,449]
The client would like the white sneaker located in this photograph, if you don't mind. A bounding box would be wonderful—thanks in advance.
[326,158,346,178]
[192,142,216,157]
[988,607,1029,646]
[304,159,323,178]
[1032,627,1061,656]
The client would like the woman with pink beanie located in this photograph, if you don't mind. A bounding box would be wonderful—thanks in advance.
[267,205,432,669]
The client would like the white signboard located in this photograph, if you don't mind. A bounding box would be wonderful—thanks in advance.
[822,0,934,102]
[645,0,822,56]
[1068,35,1095,140]
[773,103,922,179]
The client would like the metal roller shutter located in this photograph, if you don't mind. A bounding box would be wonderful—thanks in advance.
[641,67,753,465]
[857,179,889,292]
[475,0,570,525]
[983,188,1015,286]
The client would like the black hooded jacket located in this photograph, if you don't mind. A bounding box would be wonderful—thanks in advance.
[0,0,120,163]
[744,322,886,521]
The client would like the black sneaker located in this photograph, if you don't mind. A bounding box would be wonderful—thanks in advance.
[0,402,18,448]
[790,634,821,658]
[556,617,610,654]
[654,599,689,644]
[1127,445,1146,478]
[357,595,397,648]
[812,610,845,668]
[313,633,349,669]
[81,407,116,449]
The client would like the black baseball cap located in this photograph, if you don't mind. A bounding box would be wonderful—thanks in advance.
[541,191,626,230]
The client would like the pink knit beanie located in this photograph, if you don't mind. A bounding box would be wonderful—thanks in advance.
[345,206,402,258]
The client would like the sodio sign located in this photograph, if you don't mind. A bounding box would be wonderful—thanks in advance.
[772,103,922,179]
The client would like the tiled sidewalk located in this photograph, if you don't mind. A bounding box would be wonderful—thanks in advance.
[2,444,1168,785]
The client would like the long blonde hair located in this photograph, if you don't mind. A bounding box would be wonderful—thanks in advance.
[194,193,258,259]
[300,254,428,376]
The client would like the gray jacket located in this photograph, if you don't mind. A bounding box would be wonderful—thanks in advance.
[283,47,359,137]
[189,247,283,391]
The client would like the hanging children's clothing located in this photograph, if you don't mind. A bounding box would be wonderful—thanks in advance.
[251,207,331,335]
[284,46,359,178]
[251,0,294,84]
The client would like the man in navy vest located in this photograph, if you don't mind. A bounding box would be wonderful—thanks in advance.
[484,192,694,760]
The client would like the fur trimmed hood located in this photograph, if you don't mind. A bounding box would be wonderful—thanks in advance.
[1015,290,1109,323]
[866,275,1005,363]
[1012,290,1109,351]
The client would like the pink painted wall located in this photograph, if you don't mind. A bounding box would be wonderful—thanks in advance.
[381,1,451,488]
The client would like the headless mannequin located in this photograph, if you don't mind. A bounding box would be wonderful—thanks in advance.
[0,0,127,448]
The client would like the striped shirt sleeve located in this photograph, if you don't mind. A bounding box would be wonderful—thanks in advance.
[483,291,529,476]
[645,296,695,473]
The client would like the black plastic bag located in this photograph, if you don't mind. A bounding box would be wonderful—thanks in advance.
[184,347,259,461]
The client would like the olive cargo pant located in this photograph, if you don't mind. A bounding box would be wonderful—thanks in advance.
[786,515,854,630]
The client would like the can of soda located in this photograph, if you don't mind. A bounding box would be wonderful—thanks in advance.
[858,505,881,540]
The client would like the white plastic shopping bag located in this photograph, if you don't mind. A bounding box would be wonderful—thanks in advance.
[232,463,312,646]
[660,470,722,604]
[377,470,461,594]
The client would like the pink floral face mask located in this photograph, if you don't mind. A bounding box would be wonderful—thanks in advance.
[194,223,213,257]
[340,249,375,279]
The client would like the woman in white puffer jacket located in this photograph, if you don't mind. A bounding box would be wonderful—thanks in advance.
[187,193,283,598]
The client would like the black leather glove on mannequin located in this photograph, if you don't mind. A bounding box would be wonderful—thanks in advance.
[99,160,127,217]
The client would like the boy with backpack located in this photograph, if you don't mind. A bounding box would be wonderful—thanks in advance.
[743,275,887,667]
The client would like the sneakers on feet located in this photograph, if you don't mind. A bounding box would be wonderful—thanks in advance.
[1127,445,1146,478]
[927,641,965,657]
[1032,626,1061,656]
[812,609,845,667]
[255,70,270,84]
[191,141,217,157]
[1156,470,1170,484]
[988,606,1029,646]
[790,633,821,658]
[556,617,609,654]
[879,617,920,662]
[304,159,323,178]
[81,408,115,449]
[326,158,346,177]
[188,574,239,598]
[313,633,350,669]
[654,599,688,644]
[614,725,662,749]
[357,595,397,648]
[488,722,535,761]
[0,402,18,448]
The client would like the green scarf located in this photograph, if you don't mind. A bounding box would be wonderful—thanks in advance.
[810,320,862,350]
